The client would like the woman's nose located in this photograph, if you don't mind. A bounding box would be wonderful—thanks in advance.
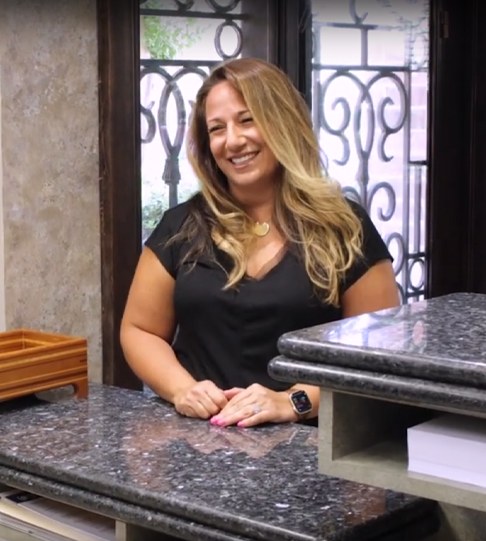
[225,124,245,149]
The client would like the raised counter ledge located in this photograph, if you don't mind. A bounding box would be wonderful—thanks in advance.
[276,292,486,389]
[0,384,439,541]
[268,356,486,415]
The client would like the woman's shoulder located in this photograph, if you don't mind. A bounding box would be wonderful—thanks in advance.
[145,194,200,248]
[157,192,206,232]
[343,197,381,235]
[160,198,193,229]
[344,196,366,218]
[343,197,385,239]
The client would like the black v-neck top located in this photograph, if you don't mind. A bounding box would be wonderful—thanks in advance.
[145,196,391,391]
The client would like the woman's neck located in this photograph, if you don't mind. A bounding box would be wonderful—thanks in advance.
[246,203,274,224]
[230,187,275,223]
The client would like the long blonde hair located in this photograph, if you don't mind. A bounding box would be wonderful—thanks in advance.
[184,57,362,306]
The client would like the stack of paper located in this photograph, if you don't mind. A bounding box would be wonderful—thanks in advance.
[407,413,486,488]
[0,486,115,541]
[0,518,73,541]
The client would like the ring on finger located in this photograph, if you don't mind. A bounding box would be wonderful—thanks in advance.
[252,404,262,415]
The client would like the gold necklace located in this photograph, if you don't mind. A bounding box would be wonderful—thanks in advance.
[252,221,270,237]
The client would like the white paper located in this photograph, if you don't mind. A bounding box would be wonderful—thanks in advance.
[408,413,486,487]
[408,458,486,489]
[0,488,115,541]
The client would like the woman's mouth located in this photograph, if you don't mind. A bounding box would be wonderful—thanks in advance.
[230,152,258,166]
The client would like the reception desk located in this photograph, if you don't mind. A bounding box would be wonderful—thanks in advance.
[0,384,439,541]
[269,292,486,541]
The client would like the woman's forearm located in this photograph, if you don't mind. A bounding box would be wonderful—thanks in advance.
[120,323,196,403]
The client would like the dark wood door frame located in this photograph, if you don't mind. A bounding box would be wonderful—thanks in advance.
[469,0,486,292]
[98,0,142,389]
[427,0,486,297]
[427,0,472,296]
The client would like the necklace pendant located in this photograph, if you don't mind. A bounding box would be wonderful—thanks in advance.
[253,221,270,237]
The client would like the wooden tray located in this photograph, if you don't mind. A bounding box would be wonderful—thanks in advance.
[0,329,88,401]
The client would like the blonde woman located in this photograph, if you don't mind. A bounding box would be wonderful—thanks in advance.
[120,57,399,427]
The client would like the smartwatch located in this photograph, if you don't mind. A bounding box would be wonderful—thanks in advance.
[288,389,312,418]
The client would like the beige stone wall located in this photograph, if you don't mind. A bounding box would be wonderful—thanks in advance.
[0,69,6,332]
[0,0,102,380]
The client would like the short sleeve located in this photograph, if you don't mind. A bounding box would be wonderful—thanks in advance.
[341,199,393,292]
[144,202,190,278]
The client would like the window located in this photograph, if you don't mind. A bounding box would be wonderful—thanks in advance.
[311,0,429,302]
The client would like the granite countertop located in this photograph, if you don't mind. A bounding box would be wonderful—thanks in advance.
[0,384,438,541]
[274,292,486,389]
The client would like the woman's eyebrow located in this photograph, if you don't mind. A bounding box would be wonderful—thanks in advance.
[206,109,250,124]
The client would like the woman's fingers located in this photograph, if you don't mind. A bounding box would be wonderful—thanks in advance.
[175,380,227,419]
[223,387,244,400]
[210,384,297,427]
[210,384,271,427]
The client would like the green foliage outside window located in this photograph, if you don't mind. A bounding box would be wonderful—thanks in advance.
[141,0,203,60]
[142,16,201,60]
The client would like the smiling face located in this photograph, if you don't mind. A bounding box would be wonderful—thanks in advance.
[205,81,280,199]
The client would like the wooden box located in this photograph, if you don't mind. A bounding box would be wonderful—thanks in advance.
[0,329,88,401]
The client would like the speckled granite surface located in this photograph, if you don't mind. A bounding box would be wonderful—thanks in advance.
[275,293,486,389]
[0,385,439,541]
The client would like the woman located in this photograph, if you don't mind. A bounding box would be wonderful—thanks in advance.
[120,57,399,428]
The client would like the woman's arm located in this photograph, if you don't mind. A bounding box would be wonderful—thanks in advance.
[341,259,400,317]
[120,247,227,418]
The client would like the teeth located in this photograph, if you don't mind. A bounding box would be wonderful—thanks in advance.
[232,153,256,165]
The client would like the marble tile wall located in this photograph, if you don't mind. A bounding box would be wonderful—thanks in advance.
[0,0,102,380]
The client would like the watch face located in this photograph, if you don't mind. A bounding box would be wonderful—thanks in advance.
[290,390,312,414]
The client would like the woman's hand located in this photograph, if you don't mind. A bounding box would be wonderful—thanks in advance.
[209,383,298,428]
[174,380,228,419]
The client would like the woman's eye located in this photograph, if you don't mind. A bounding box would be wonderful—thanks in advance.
[208,126,223,134]
[241,117,253,123]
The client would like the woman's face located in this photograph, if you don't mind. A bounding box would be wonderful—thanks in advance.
[205,81,280,197]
